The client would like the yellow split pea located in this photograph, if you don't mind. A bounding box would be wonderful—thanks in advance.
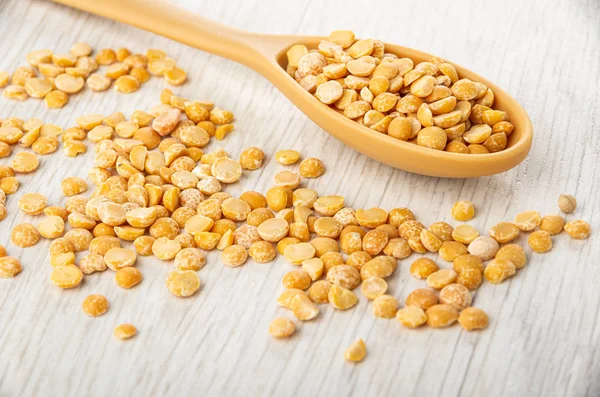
[114,324,137,340]
[222,245,248,267]
[564,220,591,240]
[299,157,325,178]
[115,267,143,288]
[268,317,296,338]
[275,150,301,165]
[82,294,109,317]
[104,247,137,270]
[0,257,22,278]
[18,193,47,215]
[51,265,83,288]
[344,338,367,363]
[452,201,474,221]
[11,223,40,248]
[166,270,201,297]
[11,152,39,173]
[396,306,428,328]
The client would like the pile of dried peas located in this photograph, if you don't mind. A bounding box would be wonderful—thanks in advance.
[286,30,514,154]
[0,43,186,108]
[0,40,592,361]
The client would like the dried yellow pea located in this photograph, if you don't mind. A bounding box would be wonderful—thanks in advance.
[564,220,591,240]
[344,338,367,363]
[82,294,109,317]
[268,317,296,338]
[50,265,83,288]
[166,270,201,297]
[114,324,137,340]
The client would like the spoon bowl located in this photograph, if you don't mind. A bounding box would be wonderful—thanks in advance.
[53,0,533,178]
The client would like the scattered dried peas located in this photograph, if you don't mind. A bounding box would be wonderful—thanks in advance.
[0,75,591,362]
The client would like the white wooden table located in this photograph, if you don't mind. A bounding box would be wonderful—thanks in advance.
[1,0,598,396]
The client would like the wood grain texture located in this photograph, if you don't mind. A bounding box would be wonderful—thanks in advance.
[0,0,599,396]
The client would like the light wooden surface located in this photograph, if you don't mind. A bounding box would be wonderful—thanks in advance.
[0,0,598,396]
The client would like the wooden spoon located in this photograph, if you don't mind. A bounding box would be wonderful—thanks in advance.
[52,0,533,178]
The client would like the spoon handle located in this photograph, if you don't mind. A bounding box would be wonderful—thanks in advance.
[51,0,266,68]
